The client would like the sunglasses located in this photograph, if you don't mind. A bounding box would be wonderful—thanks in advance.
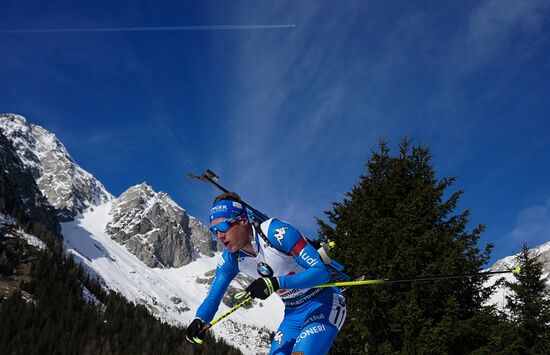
[209,216,245,237]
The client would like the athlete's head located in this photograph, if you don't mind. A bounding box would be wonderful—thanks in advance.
[209,192,251,252]
[209,192,246,222]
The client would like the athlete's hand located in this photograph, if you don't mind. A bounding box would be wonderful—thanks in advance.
[186,318,207,344]
[245,277,279,300]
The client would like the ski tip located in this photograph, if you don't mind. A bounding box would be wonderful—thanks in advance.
[512,266,521,275]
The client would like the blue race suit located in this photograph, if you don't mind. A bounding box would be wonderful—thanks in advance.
[195,218,346,355]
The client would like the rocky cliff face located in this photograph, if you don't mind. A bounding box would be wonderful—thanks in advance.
[1,113,219,267]
[105,183,218,268]
[0,129,61,245]
[188,215,221,257]
[0,114,112,220]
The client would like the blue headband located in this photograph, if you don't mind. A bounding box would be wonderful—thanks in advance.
[209,199,247,222]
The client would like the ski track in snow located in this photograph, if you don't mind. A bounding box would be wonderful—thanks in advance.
[61,202,284,355]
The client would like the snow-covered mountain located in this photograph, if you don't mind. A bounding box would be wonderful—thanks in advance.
[0,114,112,220]
[0,114,284,354]
[0,121,61,243]
[105,182,219,268]
[0,114,218,267]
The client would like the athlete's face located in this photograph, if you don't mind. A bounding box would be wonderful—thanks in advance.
[210,217,250,253]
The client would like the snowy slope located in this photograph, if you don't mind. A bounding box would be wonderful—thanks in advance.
[62,202,284,354]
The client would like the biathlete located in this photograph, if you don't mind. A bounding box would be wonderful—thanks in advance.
[186,192,346,354]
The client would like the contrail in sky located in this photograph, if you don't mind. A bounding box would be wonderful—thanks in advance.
[0,24,295,34]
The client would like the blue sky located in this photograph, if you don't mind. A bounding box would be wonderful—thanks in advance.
[1,1,550,264]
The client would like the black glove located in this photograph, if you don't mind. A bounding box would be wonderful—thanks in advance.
[245,277,279,300]
[186,318,207,344]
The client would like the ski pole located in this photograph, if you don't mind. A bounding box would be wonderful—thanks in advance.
[196,268,519,343]
[194,269,520,340]
[340,275,365,292]
[202,273,365,338]
[314,267,521,288]
[208,295,252,328]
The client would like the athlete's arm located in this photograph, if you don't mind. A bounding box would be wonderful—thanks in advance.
[195,250,239,323]
[266,219,331,289]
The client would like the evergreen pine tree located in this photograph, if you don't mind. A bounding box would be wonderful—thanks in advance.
[319,139,494,354]
[503,244,550,353]
[0,241,243,354]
